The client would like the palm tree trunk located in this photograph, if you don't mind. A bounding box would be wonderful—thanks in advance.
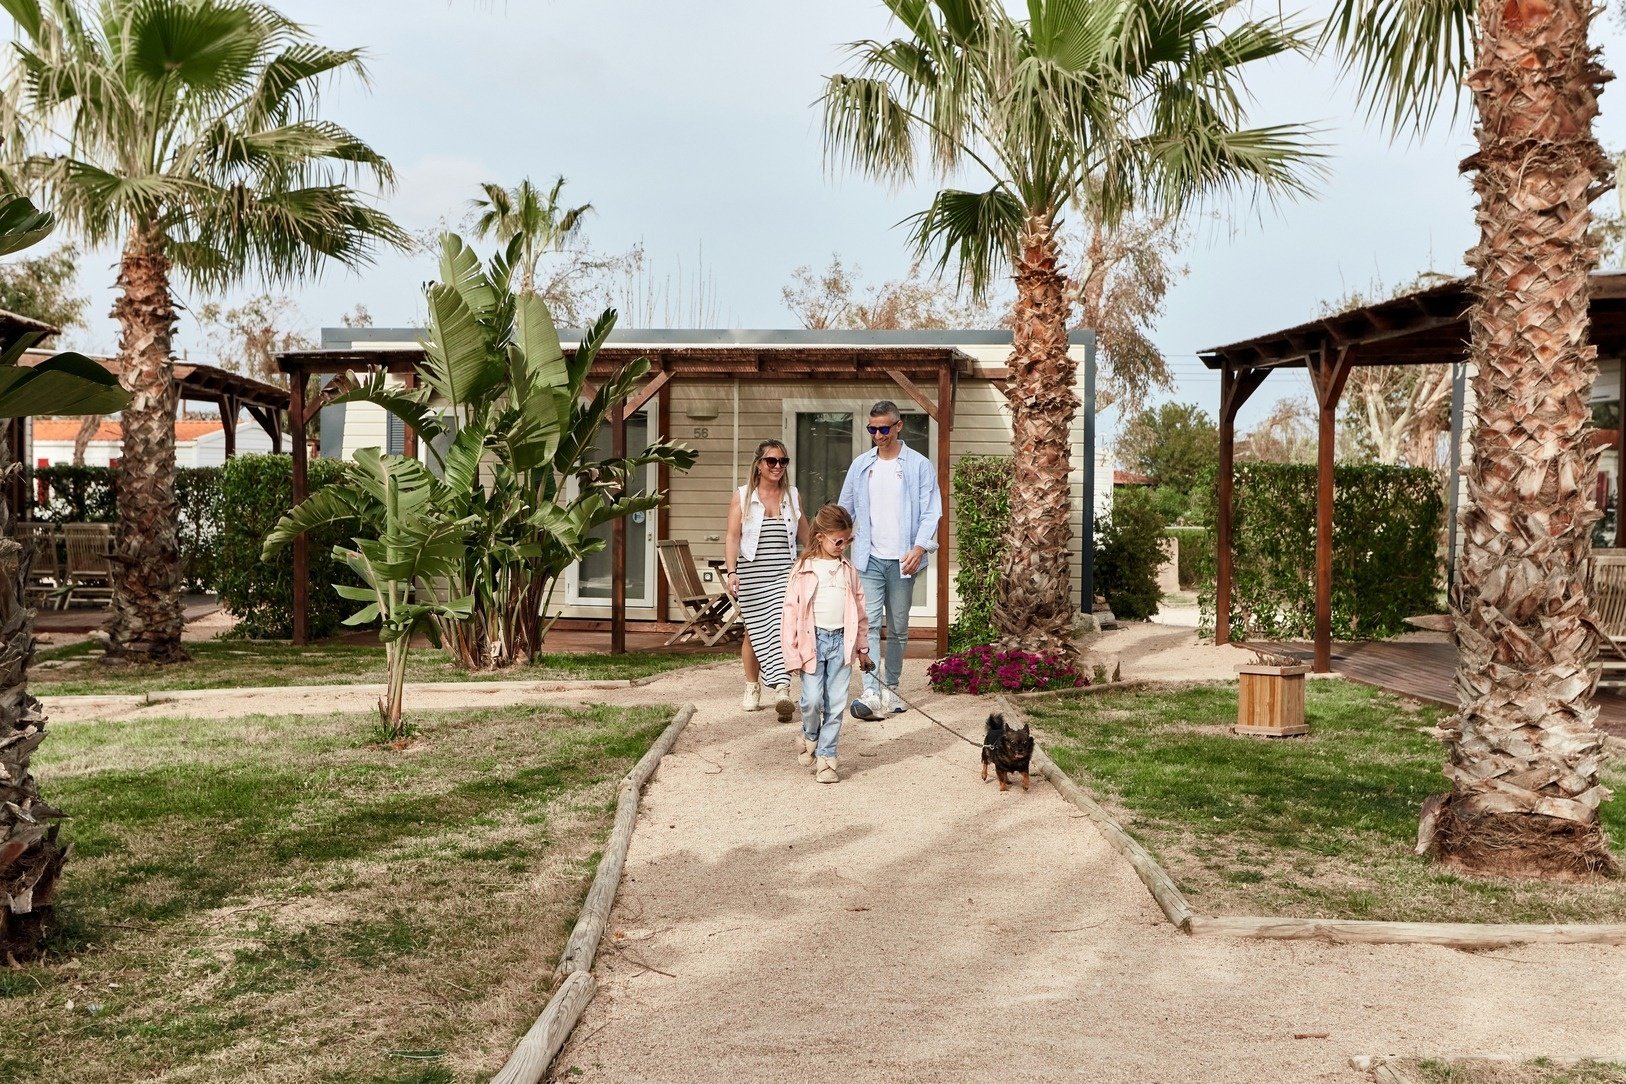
[107,224,187,664]
[1430,0,1617,876]
[0,442,66,962]
[993,214,1079,658]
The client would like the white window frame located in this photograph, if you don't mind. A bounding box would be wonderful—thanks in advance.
[563,409,659,610]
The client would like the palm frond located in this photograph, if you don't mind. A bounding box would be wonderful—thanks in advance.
[904,186,1024,299]
[1321,0,1475,133]
[821,73,919,186]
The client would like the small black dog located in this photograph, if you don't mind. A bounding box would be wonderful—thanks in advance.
[980,713,1034,792]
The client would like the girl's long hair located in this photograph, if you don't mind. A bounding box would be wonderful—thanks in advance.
[796,503,854,572]
[747,439,789,506]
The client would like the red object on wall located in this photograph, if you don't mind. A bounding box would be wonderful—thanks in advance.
[35,457,47,505]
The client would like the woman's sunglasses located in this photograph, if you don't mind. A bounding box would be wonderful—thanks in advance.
[866,424,893,435]
[760,456,790,467]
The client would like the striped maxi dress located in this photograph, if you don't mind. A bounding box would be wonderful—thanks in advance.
[738,514,793,688]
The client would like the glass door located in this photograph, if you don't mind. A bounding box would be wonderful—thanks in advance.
[572,412,655,606]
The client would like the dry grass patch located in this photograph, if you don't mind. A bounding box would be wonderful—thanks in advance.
[1,700,677,1084]
[1027,681,1626,924]
[1402,1058,1626,1083]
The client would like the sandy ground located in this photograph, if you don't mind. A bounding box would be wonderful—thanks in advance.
[1079,615,1253,682]
[45,641,1626,1082]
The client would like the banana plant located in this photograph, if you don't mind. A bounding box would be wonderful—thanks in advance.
[266,231,696,681]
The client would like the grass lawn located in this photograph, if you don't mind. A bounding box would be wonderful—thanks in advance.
[1027,681,1626,924]
[3,701,677,1084]
[1405,1059,1626,1083]
[29,638,728,696]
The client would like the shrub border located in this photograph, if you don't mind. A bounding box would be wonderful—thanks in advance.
[997,693,1626,950]
[492,702,697,1084]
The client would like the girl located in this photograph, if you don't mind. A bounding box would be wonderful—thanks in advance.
[723,439,809,719]
[780,504,871,783]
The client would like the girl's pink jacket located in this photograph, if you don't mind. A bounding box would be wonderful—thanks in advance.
[779,560,870,672]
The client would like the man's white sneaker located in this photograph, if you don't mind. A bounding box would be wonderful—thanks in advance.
[884,688,907,714]
[742,682,761,711]
[849,690,883,720]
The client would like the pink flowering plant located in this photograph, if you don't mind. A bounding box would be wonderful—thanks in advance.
[927,644,1088,695]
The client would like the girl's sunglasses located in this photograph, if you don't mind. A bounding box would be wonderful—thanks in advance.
[760,456,789,467]
[827,537,850,546]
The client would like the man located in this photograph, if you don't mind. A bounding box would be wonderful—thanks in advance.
[839,400,942,719]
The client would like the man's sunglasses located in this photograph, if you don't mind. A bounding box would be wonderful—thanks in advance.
[760,456,790,467]
[866,425,894,435]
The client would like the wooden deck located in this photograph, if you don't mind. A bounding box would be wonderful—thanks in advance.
[1257,640,1626,739]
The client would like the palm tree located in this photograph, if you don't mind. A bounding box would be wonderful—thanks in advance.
[469,176,592,295]
[0,0,407,663]
[823,0,1320,657]
[0,194,130,960]
[1329,0,1617,875]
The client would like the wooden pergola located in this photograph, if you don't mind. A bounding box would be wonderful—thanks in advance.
[1201,271,1626,672]
[275,342,969,654]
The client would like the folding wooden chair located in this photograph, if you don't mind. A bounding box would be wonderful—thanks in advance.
[1593,555,1626,688]
[59,523,114,609]
[657,540,742,647]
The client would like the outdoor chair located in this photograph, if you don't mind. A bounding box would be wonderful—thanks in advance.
[1594,554,1626,689]
[12,522,61,606]
[657,539,743,647]
[59,523,114,610]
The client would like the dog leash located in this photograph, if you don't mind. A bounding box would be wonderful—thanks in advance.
[873,682,983,748]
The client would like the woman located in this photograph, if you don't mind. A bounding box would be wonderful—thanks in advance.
[724,439,809,720]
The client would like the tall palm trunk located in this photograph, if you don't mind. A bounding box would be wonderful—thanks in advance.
[1431,0,1617,876]
[994,214,1079,657]
[0,433,66,962]
[107,224,187,664]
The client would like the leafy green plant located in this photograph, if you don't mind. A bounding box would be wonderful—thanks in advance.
[216,455,357,639]
[1095,486,1168,620]
[1199,462,1443,641]
[948,455,1012,651]
[265,234,696,713]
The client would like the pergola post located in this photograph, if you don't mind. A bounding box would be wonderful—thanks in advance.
[1215,362,1269,645]
[655,360,672,624]
[401,371,419,461]
[290,375,309,646]
[936,365,954,657]
[217,395,238,458]
[611,399,628,656]
[1307,343,1356,673]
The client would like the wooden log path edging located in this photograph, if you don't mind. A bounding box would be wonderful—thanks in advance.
[491,702,696,1084]
[1350,1055,1626,1084]
[998,697,1626,950]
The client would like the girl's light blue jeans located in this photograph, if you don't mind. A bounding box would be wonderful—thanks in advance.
[799,627,851,759]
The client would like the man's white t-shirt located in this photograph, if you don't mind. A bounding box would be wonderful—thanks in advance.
[868,456,906,560]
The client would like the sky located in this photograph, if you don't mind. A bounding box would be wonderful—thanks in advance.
[24,0,1626,443]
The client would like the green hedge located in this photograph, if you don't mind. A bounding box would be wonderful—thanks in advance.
[949,455,1012,651]
[1096,486,1168,620]
[29,464,221,592]
[216,454,360,640]
[1200,462,1443,641]
[1166,526,1212,590]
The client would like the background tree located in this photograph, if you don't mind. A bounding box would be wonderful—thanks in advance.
[1,0,407,664]
[197,294,315,385]
[469,175,592,296]
[823,0,1318,658]
[1116,401,1217,525]
[1239,397,1318,465]
[782,253,1002,330]
[0,242,84,333]
[1331,0,1616,873]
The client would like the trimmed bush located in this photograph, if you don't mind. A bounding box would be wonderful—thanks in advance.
[1167,526,1213,590]
[1199,461,1443,641]
[928,644,1087,695]
[949,455,1013,651]
[29,464,222,591]
[217,454,359,639]
[1095,486,1168,620]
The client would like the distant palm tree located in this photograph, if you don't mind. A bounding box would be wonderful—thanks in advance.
[0,0,407,663]
[823,0,1319,656]
[1328,0,1617,875]
[469,176,592,295]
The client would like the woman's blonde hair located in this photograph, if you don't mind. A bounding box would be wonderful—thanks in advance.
[747,439,789,503]
[798,503,854,570]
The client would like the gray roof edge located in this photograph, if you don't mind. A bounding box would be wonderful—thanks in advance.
[321,327,1095,348]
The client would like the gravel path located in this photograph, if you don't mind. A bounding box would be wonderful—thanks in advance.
[549,665,1626,1084]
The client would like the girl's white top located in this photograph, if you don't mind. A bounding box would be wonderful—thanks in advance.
[737,484,800,563]
[809,557,849,629]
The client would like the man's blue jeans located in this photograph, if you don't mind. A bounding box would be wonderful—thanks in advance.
[799,627,851,758]
[859,557,912,698]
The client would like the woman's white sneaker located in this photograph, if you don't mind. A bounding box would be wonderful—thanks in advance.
[742,682,761,711]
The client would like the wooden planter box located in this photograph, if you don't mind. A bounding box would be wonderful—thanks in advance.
[1234,664,1310,737]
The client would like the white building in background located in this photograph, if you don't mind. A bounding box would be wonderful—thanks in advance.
[29,416,275,469]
